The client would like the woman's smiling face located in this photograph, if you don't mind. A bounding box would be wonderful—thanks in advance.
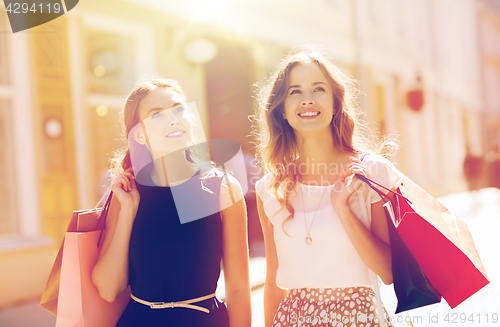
[283,62,335,136]
[137,87,193,158]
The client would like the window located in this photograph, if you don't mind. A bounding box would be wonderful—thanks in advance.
[89,105,124,200]
[76,13,156,206]
[86,30,135,96]
[85,29,135,202]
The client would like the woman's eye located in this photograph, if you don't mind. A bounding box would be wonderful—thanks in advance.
[315,87,325,92]
[174,106,184,113]
[152,111,162,118]
[290,89,301,95]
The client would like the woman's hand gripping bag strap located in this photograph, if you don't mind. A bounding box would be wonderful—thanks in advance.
[358,174,441,314]
[358,173,490,311]
[40,191,114,316]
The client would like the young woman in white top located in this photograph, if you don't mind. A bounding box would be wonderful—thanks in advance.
[254,46,403,327]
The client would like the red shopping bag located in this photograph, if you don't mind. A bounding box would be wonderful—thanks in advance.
[362,175,489,309]
[56,229,130,327]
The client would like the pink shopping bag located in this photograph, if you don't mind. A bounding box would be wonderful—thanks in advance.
[56,229,130,327]
[40,209,87,316]
[41,192,113,316]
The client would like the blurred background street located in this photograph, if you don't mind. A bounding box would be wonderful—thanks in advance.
[1,0,500,326]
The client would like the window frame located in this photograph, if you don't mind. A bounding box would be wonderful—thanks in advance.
[69,11,156,209]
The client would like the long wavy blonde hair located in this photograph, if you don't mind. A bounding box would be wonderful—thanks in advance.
[254,45,394,232]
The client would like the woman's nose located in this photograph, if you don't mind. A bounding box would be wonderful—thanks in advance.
[165,111,180,126]
[301,93,315,106]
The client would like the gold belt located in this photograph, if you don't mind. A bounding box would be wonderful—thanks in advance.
[130,292,215,313]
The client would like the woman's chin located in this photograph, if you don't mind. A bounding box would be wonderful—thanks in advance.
[150,146,190,160]
[292,123,333,136]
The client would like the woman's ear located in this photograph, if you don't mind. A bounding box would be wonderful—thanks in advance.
[132,126,147,145]
[282,110,287,120]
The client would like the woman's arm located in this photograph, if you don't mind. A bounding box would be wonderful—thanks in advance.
[220,175,252,327]
[330,158,393,285]
[369,191,396,279]
[92,170,140,302]
[257,195,288,327]
[332,193,394,285]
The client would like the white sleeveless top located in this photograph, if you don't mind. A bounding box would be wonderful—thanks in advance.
[255,154,404,290]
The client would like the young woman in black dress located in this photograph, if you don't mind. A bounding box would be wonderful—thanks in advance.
[91,78,252,327]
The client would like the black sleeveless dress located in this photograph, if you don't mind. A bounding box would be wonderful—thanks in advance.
[115,169,229,327]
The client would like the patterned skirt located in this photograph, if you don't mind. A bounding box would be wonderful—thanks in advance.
[272,287,394,327]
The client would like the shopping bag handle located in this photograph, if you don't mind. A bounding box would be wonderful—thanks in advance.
[95,190,113,247]
[357,153,411,203]
[356,174,404,225]
[356,174,391,203]
[355,174,411,205]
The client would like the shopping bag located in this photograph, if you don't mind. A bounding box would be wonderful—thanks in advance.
[40,192,112,316]
[41,191,131,327]
[358,174,489,311]
[382,199,442,313]
[40,210,86,316]
[358,175,441,313]
[56,229,130,327]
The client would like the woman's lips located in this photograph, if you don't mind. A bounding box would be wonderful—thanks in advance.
[298,110,320,118]
[166,130,186,138]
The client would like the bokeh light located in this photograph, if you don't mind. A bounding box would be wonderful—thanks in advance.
[95,105,109,117]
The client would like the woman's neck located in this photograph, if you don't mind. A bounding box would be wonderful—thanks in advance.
[150,151,198,187]
[295,131,354,182]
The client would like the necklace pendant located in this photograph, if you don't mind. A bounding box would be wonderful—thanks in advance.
[305,235,312,245]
